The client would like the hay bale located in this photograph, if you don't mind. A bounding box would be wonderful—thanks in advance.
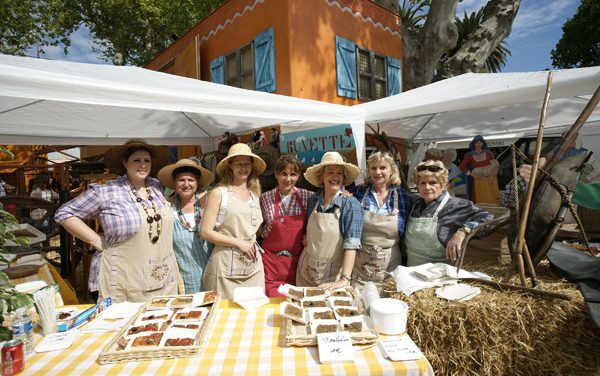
[385,261,600,375]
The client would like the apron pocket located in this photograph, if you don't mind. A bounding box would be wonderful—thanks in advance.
[144,255,173,292]
[226,248,259,278]
[356,245,389,281]
[300,255,329,284]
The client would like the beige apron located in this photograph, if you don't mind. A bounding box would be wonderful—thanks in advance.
[202,188,264,300]
[99,200,178,303]
[296,204,344,287]
[405,193,451,266]
[352,190,400,285]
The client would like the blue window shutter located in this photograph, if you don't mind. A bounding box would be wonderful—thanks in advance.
[335,36,357,99]
[254,28,276,92]
[210,55,224,84]
[386,56,402,96]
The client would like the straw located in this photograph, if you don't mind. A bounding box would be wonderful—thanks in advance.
[33,285,57,336]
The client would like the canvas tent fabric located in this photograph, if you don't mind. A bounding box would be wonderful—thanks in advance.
[0,54,366,170]
[357,67,600,144]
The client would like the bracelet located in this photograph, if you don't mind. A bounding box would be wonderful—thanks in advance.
[340,273,352,282]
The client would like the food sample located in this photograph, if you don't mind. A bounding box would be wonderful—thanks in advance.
[335,307,360,317]
[203,291,217,305]
[315,324,338,334]
[313,310,335,320]
[140,313,169,321]
[170,297,193,307]
[172,323,200,330]
[305,288,326,297]
[284,303,304,319]
[131,333,163,347]
[57,311,74,320]
[127,323,160,336]
[287,288,305,300]
[302,300,327,308]
[330,289,352,298]
[341,321,363,332]
[117,337,128,350]
[332,299,352,307]
[174,310,204,320]
[165,338,195,347]
[149,298,170,308]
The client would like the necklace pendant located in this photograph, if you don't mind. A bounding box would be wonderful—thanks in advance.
[151,235,159,244]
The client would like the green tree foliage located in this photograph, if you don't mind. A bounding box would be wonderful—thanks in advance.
[0,0,225,66]
[551,0,600,69]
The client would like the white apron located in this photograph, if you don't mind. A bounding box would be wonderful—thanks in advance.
[405,193,451,267]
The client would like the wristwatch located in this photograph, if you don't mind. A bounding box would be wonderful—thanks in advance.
[340,273,352,282]
[458,226,472,235]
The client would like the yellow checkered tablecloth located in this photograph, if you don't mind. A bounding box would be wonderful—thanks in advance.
[24,299,434,375]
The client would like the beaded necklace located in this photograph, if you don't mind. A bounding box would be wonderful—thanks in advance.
[129,180,162,243]
[176,193,201,232]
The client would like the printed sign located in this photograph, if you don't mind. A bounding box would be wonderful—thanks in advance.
[280,124,357,167]
[317,331,354,363]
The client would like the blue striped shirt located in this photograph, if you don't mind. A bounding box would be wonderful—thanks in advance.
[351,185,413,238]
[306,190,363,250]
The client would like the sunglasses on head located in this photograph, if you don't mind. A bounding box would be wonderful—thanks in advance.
[416,165,443,173]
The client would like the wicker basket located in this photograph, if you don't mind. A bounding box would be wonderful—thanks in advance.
[97,293,220,364]
[282,287,378,347]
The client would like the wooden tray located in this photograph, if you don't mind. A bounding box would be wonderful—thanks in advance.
[282,287,378,347]
[96,292,220,364]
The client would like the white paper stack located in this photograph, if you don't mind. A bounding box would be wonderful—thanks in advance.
[81,302,143,333]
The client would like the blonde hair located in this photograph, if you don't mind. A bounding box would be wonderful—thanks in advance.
[218,156,262,196]
[364,151,401,187]
[413,160,448,188]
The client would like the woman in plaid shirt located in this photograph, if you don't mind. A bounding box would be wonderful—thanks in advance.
[55,139,179,303]
[259,154,312,297]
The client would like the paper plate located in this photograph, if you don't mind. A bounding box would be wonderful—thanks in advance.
[15,280,47,293]
[435,284,481,301]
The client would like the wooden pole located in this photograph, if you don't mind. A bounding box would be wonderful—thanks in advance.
[514,71,553,287]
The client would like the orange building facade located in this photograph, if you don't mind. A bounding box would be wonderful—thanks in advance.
[145,0,403,105]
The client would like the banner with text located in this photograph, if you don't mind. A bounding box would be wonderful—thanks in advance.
[280,124,357,167]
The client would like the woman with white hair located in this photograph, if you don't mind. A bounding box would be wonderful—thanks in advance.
[405,160,493,266]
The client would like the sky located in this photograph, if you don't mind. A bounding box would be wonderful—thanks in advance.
[29,0,581,73]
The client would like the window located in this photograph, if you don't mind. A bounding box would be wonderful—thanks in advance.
[357,47,387,101]
[210,28,276,92]
[225,43,255,90]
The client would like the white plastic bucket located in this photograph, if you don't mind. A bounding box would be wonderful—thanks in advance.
[369,298,408,335]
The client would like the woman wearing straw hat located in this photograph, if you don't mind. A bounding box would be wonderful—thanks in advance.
[297,152,364,290]
[201,143,266,299]
[406,160,493,266]
[158,158,214,293]
[55,139,178,302]
[350,151,412,285]
[259,154,312,297]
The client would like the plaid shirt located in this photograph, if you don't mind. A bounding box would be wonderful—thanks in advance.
[501,176,527,207]
[54,175,168,245]
[306,190,363,250]
[260,187,312,238]
[352,185,413,238]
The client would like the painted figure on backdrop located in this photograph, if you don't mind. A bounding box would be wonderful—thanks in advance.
[459,135,500,204]
[201,143,266,299]
[350,151,412,285]
[158,158,215,293]
[405,160,493,266]
[296,152,364,290]
[55,139,179,303]
[259,154,312,297]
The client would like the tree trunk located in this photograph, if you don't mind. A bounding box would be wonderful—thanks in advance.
[440,0,521,79]
[403,0,459,91]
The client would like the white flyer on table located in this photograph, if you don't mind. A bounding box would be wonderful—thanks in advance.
[378,335,423,362]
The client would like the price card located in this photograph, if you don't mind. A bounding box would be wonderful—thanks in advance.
[35,329,80,353]
[378,335,423,361]
[317,331,354,363]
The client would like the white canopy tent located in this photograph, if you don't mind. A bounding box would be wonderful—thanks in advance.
[358,67,600,145]
[0,54,366,169]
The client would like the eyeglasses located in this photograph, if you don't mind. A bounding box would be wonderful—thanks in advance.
[416,165,444,173]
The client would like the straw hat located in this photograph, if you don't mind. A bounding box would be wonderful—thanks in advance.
[157,158,214,189]
[103,139,170,175]
[216,143,266,176]
[304,151,360,187]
